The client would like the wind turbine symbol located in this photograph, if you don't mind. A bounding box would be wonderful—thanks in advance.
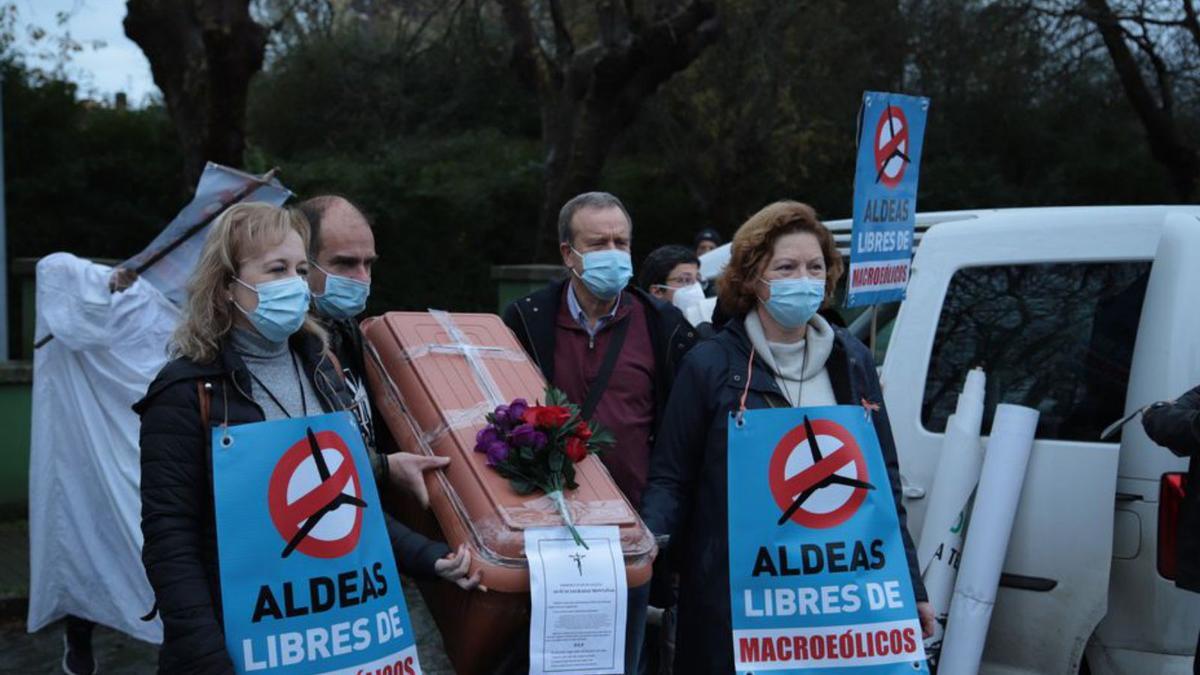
[874,105,911,185]
[776,416,876,526]
[281,427,368,558]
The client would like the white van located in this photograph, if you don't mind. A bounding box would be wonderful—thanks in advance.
[701,205,1200,674]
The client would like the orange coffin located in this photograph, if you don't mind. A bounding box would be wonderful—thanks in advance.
[361,311,656,673]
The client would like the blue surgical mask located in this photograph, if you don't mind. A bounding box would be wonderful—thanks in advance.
[311,263,370,320]
[571,247,633,300]
[760,277,825,328]
[234,276,311,342]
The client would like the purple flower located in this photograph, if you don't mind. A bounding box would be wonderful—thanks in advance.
[510,423,547,450]
[485,440,511,466]
[492,404,511,427]
[475,426,501,454]
[508,399,530,425]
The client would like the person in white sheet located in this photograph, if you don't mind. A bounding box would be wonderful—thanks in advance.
[29,254,177,675]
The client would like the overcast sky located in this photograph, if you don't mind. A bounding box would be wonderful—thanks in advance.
[17,0,157,104]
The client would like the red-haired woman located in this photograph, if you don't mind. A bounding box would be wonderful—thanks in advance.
[640,201,933,672]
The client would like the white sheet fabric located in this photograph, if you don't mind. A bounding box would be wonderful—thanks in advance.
[27,252,178,643]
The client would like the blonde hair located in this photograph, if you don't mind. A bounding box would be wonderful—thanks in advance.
[718,201,844,317]
[172,202,326,363]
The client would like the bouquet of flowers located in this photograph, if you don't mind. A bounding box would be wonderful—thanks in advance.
[473,387,614,548]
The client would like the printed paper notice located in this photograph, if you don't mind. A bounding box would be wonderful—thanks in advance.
[525,526,627,674]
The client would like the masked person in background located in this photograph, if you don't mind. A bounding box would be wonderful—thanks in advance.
[694,227,722,257]
[135,203,478,674]
[502,191,696,673]
[300,195,451,508]
[640,244,716,334]
[640,201,934,673]
[694,228,724,298]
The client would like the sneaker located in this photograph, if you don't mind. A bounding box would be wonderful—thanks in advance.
[62,631,98,675]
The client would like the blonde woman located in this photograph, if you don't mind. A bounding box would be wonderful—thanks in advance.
[134,203,475,673]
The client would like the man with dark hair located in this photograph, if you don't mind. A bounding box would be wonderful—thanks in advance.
[502,191,697,673]
[639,245,714,333]
[638,245,701,306]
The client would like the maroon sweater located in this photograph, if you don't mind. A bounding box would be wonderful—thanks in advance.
[553,289,656,507]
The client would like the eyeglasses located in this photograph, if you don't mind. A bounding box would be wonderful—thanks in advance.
[665,275,699,286]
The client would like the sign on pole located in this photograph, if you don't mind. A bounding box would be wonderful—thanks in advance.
[846,91,929,308]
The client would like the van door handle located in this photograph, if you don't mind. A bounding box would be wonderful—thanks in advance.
[1115,492,1143,503]
[901,478,926,499]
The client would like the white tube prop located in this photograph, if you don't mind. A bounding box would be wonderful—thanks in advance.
[917,368,986,570]
[938,404,1039,675]
[916,369,986,665]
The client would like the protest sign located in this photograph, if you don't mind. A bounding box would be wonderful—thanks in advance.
[846,91,929,308]
[727,406,927,673]
[213,411,421,674]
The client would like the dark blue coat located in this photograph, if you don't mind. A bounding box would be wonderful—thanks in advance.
[640,315,927,673]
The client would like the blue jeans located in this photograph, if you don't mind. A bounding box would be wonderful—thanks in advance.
[626,582,650,674]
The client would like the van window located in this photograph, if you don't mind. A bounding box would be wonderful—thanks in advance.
[921,262,1151,440]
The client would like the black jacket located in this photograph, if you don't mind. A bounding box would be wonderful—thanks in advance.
[640,316,927,674]
[135,330,449,675]
[1141,385,1200,592]
[320,315,400,455]
[501,279,698,429]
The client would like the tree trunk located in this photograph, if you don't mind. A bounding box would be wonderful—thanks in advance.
[1081,0,1199,201]
[498,0,720,258]
[124,0,267,189]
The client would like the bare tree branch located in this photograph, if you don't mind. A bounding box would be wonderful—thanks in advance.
[496,0,719,256]
[597,0,633,50]
[1182,0,1200,50]
[1079,0,1198,199]
[496,0,559,97]
[547,0,574,60]
[125,0,268,187]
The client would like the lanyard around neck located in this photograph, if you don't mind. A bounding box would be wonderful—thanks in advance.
[244,349,309,419]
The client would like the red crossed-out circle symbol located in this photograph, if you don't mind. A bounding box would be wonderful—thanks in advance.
[268,430,364,558]
[873,105,910,189]
[768,418,869,529]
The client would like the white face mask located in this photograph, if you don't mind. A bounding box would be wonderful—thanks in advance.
[659,282,705,310]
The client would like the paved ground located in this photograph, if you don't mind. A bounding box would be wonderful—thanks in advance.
[0,584,453,674]
[0,519,455,674]
[0,617,159,674]
[0,520,29,600]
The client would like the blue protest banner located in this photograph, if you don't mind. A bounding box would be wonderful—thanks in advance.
[727,406,927,673]
[846,91,929,308]
[213,411,422,674]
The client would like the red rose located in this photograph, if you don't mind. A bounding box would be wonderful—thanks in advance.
[564,436,589,463]
[574,424,593,441]
[525,405,571,429]
[521,407,539,426]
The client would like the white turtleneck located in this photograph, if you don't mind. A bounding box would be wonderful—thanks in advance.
[744,310,837,408]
